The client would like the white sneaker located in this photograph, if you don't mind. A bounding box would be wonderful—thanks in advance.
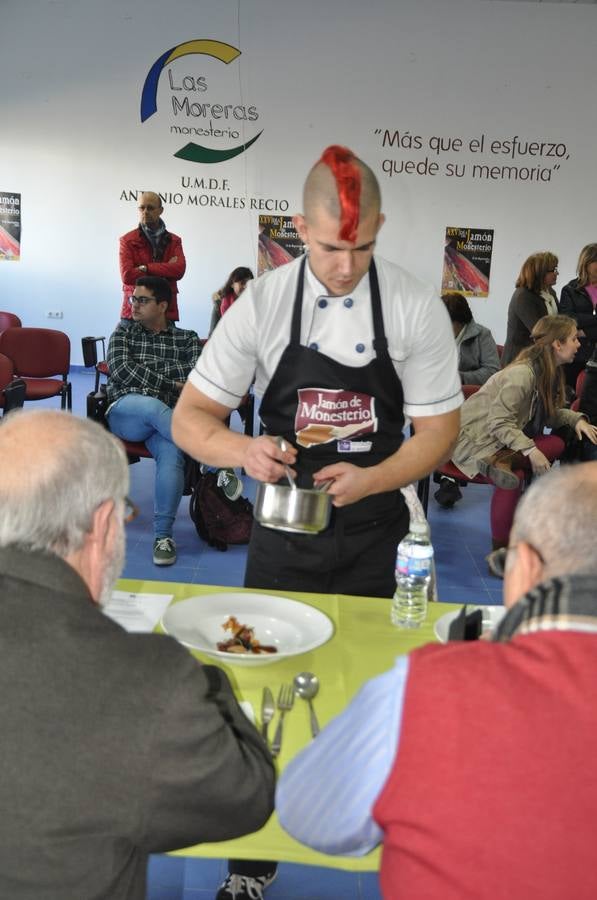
[217,467,243,501]
[215,872,277,900]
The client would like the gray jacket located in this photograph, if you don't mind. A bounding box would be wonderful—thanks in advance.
[457,320,500,386]
[0,548,275,900]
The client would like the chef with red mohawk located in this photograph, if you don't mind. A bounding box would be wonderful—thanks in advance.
[175,144,462,598]
[174,144,462,900]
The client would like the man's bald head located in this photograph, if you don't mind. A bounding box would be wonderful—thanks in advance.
[0,410,128,557]
[504,462,597,606]
[139,191,161,209]
[303,146,381,240]
[138,191,163,228]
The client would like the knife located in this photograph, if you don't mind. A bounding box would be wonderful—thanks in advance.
[261,686,275,744]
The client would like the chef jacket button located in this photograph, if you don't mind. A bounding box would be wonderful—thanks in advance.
[318,298,328,309]
[309,342,319,351]
[355,343,365,353]
[344,297,354,308]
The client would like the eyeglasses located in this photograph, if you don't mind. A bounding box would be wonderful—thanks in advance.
[129,295,155,306]
[124,496,139,524]
[547,267,559,274]
[487,541,545,579]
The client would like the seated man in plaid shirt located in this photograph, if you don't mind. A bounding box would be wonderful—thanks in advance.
[106,275,241,566]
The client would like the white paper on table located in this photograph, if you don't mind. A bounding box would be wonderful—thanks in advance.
[239,701,255,724]
[103,591,174,633]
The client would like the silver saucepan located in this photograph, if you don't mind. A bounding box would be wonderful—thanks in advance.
[254,480,332,534]
[253,438,333,534]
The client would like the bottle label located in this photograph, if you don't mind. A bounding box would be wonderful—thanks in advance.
[396,553,432,578]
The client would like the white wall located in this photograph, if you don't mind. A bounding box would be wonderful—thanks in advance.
[1,0,596,361]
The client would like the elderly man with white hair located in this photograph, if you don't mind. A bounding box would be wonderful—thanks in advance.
[277,463,597,900]
[0,410,275,900]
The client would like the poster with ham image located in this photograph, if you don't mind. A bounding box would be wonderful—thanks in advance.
[441,225,494,297]
[258,215,304,275]
[0,192,21,261]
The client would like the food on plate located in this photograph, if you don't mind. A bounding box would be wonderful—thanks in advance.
[217,616,278,655]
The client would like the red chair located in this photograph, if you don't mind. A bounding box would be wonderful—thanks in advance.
[0,352,26,414]
[417,384,482,515]
[0,311,22,333]
[81,336,151,463]
[421,383,525,512]
[571,369,586,412]
[462,383,481,399]
[0,327,71,409]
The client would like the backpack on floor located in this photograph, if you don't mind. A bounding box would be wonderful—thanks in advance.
[187,462,253,552]
[86,385,109,429]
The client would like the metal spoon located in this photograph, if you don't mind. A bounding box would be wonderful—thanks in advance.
[277,436,297,490]
[293,672,320,737]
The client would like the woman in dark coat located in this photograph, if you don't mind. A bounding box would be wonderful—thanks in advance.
[208,266,254,336]
[501,251,559,367]
[559,243,597,388]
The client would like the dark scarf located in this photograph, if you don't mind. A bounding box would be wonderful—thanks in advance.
[493,573,597,642]
[140,220,168,260]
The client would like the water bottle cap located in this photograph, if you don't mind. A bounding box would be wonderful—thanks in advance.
[409,521,430,536]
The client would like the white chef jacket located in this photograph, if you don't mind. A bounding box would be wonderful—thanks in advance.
[189,255,462,421]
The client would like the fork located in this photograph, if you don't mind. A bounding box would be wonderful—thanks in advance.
[270,684,294,757]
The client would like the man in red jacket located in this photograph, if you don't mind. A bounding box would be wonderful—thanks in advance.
[277,462,597,900]
[119,191,186,323]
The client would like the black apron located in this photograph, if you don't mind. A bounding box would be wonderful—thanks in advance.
[244,257,409,598]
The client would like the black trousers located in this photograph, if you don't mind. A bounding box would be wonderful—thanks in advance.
[244,498,409,600]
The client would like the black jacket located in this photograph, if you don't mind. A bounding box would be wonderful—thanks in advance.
[579,349,597,425]
[501,287,551,367]
[0,547,275,900]
[560,278,597,369]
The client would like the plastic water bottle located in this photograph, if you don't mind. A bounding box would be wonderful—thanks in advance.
[391,522,433,628]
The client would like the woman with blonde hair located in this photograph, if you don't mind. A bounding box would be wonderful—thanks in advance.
[559,243,597,386]
[501,251,560,366]
[451,315,597,550]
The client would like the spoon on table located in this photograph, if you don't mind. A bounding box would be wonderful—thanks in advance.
[293,672,320,737]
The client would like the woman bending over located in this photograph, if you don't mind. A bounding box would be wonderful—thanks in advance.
[451,315,597,551]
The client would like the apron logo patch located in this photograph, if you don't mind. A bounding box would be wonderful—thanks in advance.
[295,388,377,448]
[338,440,373,453]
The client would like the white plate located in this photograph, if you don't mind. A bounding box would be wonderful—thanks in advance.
[434,605,506,643]
[161,592,334,666]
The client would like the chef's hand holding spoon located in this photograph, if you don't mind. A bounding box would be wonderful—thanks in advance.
[242,434,297,483]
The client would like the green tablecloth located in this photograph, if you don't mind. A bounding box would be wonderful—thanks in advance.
[117,578,461,872]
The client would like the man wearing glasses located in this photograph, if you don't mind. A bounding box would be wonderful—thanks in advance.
[107,276,202,566]
[0,410,275,899]
[277,462,597,899]
[119,190,186,324]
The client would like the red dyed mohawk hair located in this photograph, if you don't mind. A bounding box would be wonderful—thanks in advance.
[320,145,361,243]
